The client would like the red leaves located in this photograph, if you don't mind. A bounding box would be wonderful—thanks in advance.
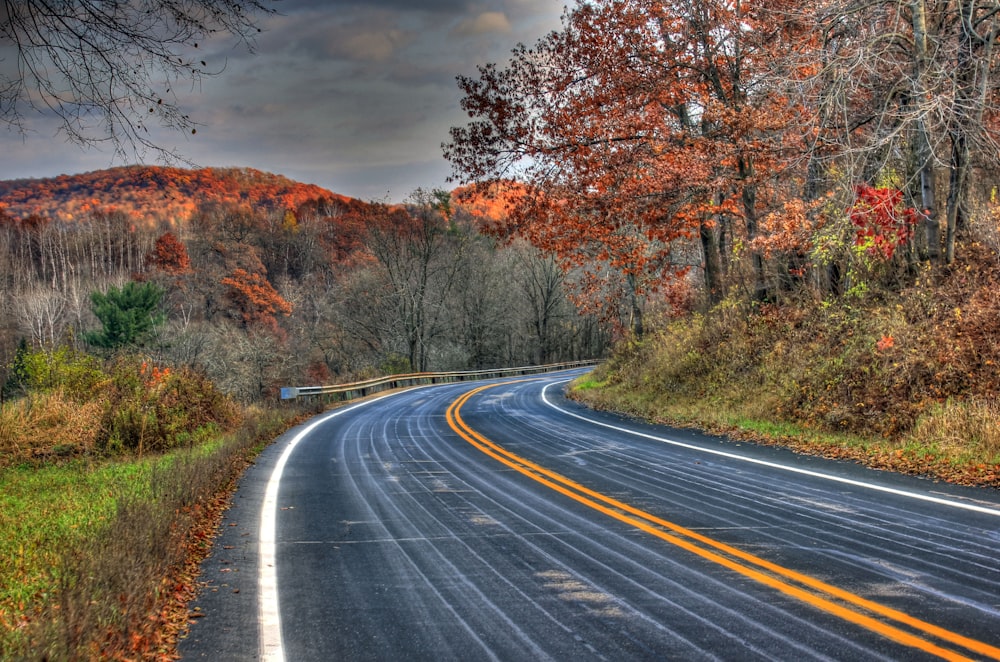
[876,335,895,351]
[849,184,918,260]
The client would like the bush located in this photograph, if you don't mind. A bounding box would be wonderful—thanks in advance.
[98,360,242,455]
[2,347,242,464]
[10,345,107,402]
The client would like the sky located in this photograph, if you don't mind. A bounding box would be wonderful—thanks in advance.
[0,0,565,202]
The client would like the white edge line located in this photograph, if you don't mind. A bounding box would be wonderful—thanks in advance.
[259,388,432,661]
[541,381,1000,518]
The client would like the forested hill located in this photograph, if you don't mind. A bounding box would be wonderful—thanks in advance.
[0,166,352,225]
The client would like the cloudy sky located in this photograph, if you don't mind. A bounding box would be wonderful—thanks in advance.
[0,0,565,201]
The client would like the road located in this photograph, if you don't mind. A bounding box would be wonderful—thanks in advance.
[180,369,1000,661]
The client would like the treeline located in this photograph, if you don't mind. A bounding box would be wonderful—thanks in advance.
[444,0,1000,326]
[0,165,341,226]
[0,186,607,402]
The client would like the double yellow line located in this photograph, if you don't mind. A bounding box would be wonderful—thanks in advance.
[446,382,1000,662]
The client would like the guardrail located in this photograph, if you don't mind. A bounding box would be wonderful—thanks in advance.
[279,359,600,402]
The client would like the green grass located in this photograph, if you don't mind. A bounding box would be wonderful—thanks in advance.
[0,404,304,660]
[571,376,609,391]
[0,458,156,648]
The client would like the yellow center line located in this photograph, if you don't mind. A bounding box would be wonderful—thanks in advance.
[446,382,1000,662]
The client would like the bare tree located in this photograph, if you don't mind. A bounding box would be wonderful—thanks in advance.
[510,242,568,365]
[0,0,273,159]
[363,190,465,373]
[14,285,67,346]
[798,0,1000,264]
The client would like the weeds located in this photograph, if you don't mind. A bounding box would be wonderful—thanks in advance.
[0,407,298,660]
[572,246,1000,487]
[0,346,281,659]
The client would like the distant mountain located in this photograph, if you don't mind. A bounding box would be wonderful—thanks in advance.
[0,165,352,225]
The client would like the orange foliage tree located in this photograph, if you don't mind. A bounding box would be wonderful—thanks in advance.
[445,0,814,331]
[220,268,292,336]
[146,231,191,275]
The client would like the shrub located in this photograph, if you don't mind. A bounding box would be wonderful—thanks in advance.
[12,345,107,403]
[2,347,242,464]
[98,360,242,455]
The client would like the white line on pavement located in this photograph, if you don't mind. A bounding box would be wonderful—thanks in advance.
[541,381,1000,518]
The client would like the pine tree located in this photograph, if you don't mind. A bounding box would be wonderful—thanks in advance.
[86,281,165,349]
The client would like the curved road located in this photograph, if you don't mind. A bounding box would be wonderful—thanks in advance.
[181,370,1000,661]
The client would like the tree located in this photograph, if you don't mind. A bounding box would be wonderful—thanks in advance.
[147,232,192,275]
[86,281,165,349]
[445,0,811,326]
[510,242,571,365]
[0,1,273,160]
[349,190,465,372]
[220,268,292,335]
[796,0,1000,266]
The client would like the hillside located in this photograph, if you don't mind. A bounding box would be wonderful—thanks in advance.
[0,165,352,225]
[572,241,1000,489]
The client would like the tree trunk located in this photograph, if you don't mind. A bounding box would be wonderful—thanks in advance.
[738,155,767,301]
[945,131,969,264]
[626,272,643,339]
[911,0,940,263]
[945,0,976,265]
[700,218,724,304]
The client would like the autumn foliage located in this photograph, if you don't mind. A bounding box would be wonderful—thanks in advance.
[147,231,192,274]
[0,165,345,226]
[221,268,293,333]
[446,0,818,327]
[849,185,919,261]
[446,0,1000,325]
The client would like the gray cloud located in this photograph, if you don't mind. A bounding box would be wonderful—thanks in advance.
[277,0,470,12]
[0,0,565,201]
[452,11,512,36]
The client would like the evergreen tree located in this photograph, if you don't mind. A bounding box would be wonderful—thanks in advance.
[86,281,165,349]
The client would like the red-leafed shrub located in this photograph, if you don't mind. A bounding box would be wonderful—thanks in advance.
[848,184,918,260]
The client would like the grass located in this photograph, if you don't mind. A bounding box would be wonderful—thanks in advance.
[0,403,303,661]
[0,347,319,659]
[572,376,609,391]
[0,460,152,630]
[569,253,1000,489]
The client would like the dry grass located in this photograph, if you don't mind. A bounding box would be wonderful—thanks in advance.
[572,244,1000,486]
[1,407,299,661]
[909,398,1000,463]
[0,390,104,466]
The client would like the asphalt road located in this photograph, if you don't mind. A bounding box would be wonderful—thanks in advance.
[180,369,1000,661]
